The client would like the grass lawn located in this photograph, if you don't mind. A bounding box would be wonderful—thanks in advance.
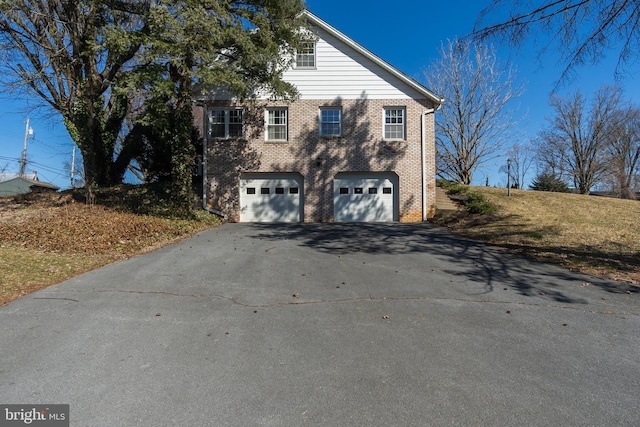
[435,186,640,284]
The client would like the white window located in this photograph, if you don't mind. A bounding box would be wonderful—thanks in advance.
[266,108,288,141]
[320,108,341,137]
[384,107,405,140]
[209,109,244,139]
[296,42,316,68]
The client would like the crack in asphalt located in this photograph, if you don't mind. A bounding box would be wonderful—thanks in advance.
[36,289,638,317]
[211,294,639,317]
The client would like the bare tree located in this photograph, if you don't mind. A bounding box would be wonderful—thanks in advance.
[535,86,624,194]
[499,143,535,188]
[474,0,640,85]
[533,133,572,183]
[424,39,524,184]
[605,107,640,199]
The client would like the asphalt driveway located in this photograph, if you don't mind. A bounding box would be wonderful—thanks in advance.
[1,223,639,426]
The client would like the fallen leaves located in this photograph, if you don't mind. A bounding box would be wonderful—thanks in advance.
[0,197,208,257]
[0,190,220,306]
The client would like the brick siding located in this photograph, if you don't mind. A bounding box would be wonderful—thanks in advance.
[198,98,437,222]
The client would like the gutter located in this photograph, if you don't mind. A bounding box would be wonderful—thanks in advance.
[198,103,228,220]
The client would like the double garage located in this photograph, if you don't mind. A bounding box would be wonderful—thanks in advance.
[239,172,399,223]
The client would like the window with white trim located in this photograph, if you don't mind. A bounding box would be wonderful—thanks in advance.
[320,108,341,137]
[209,109,244,139]
[266,108,288,141]
[296,42,316,68]
[384,107,405,140]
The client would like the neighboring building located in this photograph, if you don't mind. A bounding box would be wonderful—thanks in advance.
[0,172,59,197]
[194,11,443,222]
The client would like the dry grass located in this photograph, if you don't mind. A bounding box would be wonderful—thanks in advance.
[436,187,640,284]
[0,189,221,306]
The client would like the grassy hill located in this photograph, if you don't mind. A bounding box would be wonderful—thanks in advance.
[435,186,639,286]
[0,187,221,306]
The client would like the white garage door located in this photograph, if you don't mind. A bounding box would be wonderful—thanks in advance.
[334,173,397,222]
[240,173,303,222]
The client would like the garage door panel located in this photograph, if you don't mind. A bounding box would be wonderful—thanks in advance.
[334,174,397,222]
[240,174,303,222]
[334,195,390,222]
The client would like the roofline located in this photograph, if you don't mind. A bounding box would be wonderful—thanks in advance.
[0,177,59,190]
[303,10,444,107]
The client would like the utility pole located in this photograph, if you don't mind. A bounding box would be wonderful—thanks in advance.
[70,146,76,188]
[20,118,32,177]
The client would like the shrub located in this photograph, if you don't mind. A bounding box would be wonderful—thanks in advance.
[445,183,470,195]
[465,192,499,214]
[530,172,570,192]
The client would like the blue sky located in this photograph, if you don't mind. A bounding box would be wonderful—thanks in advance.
[0,0,638,189]
[306,0,639,187]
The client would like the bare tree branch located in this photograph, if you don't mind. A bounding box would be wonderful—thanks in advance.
[474,0,640,87]
[604,106,640,198]
[424,39,525,184]
[534,85,625,193]
[499,143,535,188]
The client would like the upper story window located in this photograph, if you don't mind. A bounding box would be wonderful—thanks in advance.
[266,108,288,142]
[296,42,316,68]
[384,107,405,140]
[209,108,244,139]
[320,108,342,137]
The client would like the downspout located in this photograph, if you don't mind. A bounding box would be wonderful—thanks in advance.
[198,103,227,220]
[421,108,436,221]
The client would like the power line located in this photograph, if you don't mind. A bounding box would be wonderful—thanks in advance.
[31,137,73,156]
[0,155,21,162]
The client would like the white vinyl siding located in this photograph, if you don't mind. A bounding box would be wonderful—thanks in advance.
[266,108,288,141]
[384,107,405,140]
[282,27,425,100]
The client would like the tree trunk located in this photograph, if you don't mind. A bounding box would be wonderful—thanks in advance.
[64,98,122,203]
[169,59,196,217]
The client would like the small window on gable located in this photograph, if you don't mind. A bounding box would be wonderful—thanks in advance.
[266,108,288,141]
[320,108,342,137]
[296,42,316,68]
[384,107,405,140]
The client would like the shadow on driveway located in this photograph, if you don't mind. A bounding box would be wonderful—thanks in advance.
[246,222,637,305]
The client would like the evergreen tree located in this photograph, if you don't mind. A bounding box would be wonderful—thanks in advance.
[0,0,306,211]
[530,172,570,192]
